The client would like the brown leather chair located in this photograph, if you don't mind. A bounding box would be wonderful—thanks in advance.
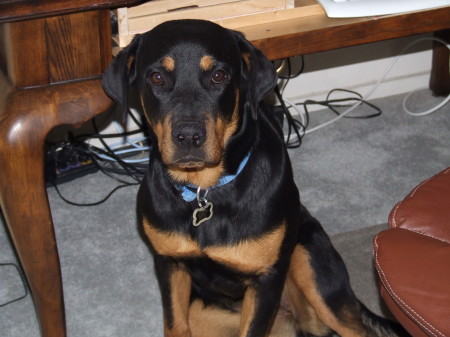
[374,167,450,337]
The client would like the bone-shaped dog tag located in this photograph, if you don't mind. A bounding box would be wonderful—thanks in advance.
[193,201,213,227]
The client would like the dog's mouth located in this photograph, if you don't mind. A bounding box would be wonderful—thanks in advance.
[171,155,208,169]
[166,153,224,188]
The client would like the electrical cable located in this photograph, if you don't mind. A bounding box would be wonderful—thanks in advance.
[276,57,305,95]
[46,139,143,206]
[91,108,150,164]
[93,137,150,163]
[277,56,305,80]
[51,180,139,207]
[274,85,306,148]
[324,89,382,119]
[402,87,450,116]
[365,36,450,117]
[279,88,381,144]
[279,36,450,138]
[90,118,145,182]
[0,263,28,307]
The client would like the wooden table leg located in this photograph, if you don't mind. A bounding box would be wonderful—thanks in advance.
[430,29,450,96]
[0,75,111,337]
[0,110,66,337]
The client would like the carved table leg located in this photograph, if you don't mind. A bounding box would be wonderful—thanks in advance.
[0,76,111,337]
[0,109,66,336]
[430,29,450,96]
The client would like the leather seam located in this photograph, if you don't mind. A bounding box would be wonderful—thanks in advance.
[390,167,450,229]
[373,234,445,337]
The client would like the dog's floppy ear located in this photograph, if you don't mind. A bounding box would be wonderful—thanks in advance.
[102,36,141,125]
[233,31,277,120]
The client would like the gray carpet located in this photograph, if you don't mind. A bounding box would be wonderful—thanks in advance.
[1,91,449,336]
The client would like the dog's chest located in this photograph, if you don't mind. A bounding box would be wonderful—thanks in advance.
[143,216,286,275]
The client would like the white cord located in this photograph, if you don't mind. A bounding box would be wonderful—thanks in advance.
[95,107,150,163]
[95,136,150,163]
[282,36,450,138]
[402,88,450,116]
[283,97,308,127]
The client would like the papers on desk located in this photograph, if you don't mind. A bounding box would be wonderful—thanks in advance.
[316,0,450,18]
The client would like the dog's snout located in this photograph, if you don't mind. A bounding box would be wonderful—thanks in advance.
[172,122,206,147]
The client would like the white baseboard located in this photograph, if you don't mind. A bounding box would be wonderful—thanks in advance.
[283,71,431,112]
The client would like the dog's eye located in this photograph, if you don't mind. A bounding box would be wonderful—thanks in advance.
[149,72,165,86]
[211,70,226,84]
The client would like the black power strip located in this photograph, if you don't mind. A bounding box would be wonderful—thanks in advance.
[45,142,98,185]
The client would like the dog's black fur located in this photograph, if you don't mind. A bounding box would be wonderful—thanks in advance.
[103,19,409,337]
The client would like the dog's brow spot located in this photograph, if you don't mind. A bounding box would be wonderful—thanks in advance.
[127,55,136,72]
[200,55,215,71]
[162,56,175,72]
[242,53,251,70]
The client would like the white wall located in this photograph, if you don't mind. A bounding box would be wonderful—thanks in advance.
[279,33,434,110]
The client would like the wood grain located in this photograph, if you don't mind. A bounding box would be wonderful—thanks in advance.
[429,29,450,96]
[0,10,112,88]
[0,0,146,23]
[0,75,112,337]
[247,7,450,59]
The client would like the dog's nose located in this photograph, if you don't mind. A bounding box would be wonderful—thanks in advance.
[172,122,206,147]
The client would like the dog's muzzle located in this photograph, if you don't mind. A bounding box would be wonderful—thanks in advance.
[170,121,209,167]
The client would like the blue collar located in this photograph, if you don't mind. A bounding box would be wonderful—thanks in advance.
[175,151,251,202]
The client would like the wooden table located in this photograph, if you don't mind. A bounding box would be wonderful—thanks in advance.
[0,1,449,337]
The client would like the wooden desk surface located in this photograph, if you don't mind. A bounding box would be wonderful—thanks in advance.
[245,6,450,59]
[0,0,145,22]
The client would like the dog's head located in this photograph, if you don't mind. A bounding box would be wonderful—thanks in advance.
[103,20,276,187]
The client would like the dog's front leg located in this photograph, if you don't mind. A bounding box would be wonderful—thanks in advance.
[239,270,286,337]
[154,255,192,337]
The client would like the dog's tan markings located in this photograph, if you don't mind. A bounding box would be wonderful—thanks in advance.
[144,216,285,272]
[140,95,152,124]
[189,298,297,337]
[189,299,240,337]
[142,218,201,257]
[204,114,225,165]
[220,90,240,147]
[162,56,175,72]
[208,91,240,157]
[242,52,252,70]
[288,245,366,337]
[153,118,178,167]
[168,163,224,189]
[127,55,136,73]
[165,267,192,337]
[200,55,214,71]
[270,309,297,337]
[204,224,286,274]
[284,275,330,335]
[239,287,257,337]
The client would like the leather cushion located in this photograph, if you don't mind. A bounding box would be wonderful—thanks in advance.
[374,167,450,337]
[374,229,450,337]
[388,167,450,243]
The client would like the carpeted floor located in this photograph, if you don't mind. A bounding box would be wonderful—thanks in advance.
[1,91,449,336]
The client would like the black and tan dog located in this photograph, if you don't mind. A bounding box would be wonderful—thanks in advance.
[103,20,408,337]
